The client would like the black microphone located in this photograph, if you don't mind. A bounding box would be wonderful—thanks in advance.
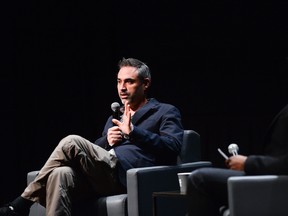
[111,102,121,120]
[228,143,239,156]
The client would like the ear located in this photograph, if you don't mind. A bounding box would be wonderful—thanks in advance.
[143,78,151,89]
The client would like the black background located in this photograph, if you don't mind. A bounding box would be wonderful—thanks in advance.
[1,0,288,203]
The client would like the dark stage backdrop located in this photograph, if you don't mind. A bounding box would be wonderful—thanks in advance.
[1,0,288,204]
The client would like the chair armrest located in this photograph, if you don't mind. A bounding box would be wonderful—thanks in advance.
[127,161,212,216]
[27,171,39,185]
[27,171,46,216]
[228,175,288,216]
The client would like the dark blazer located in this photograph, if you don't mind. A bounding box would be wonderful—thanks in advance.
[94,98,184,186]
[245,103,288,175]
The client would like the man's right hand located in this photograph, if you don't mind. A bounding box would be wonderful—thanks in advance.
[226,155,247,171]
[107,126,123,146]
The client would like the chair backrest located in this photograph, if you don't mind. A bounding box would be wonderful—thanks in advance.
[177,129,201,164]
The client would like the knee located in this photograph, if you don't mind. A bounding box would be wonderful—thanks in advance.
[59,135,83,151]
[189,167,216,183]
[187,168,212,193]
[61,135,82,144]
[188,169,204,187]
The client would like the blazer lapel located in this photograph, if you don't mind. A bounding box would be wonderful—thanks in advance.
[132,98,158,125]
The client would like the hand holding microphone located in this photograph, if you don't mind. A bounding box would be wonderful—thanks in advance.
[108,102,124,146]
[111,102,121,120]
[110,101,133,139]
[226,143,247,171]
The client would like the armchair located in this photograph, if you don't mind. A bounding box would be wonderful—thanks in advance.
[27,130,212,216]
[226,175,288,216]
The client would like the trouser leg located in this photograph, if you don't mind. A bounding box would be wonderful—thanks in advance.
[45,166,76,216]
[21,135,123,214]
[186,167,244,216]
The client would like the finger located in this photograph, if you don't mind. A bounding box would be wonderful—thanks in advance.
[225,159,230,168]
[112,119,120,126]
[124,101,130,114]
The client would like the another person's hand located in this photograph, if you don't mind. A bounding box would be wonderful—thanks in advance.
[225,155,247,171]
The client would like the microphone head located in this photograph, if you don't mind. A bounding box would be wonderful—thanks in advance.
[228,143,239,155]
[111,102,120,112]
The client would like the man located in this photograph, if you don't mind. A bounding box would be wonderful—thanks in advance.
[186,103,288,216]
[0,57,184,216]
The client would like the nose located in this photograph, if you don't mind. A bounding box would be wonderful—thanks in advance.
[119,83,126,91]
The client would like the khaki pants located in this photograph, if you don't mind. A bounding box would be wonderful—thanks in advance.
[22,135,125,216]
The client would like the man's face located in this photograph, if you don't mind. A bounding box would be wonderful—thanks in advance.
[117,66,146,106]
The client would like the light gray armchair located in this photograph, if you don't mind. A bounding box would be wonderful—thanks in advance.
[227,175,288,216]
[27,130,212,216]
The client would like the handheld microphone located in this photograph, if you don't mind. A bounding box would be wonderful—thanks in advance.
[111,102,121,120]
[228,143,239,156]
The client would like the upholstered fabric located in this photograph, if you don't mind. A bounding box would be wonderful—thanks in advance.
[227,175,288,216]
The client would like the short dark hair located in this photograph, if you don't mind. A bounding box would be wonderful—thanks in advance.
[118,57,151,82]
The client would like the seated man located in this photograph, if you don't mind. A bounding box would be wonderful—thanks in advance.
[186,103,288,216]
[0,57,184,216]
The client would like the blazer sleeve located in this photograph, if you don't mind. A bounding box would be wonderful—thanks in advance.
[244,108,288,175]
[94,116,113,149]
